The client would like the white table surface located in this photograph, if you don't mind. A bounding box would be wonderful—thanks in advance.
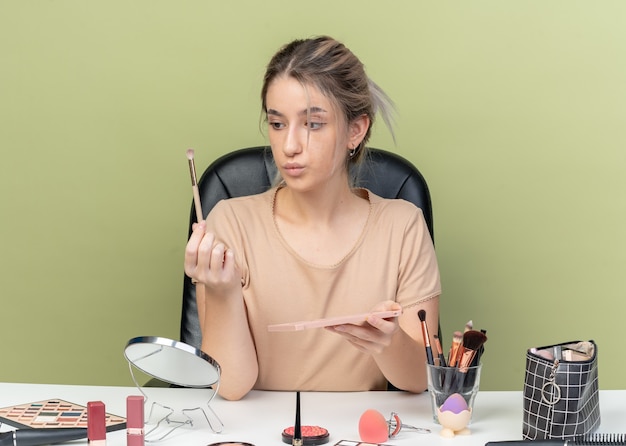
[0,383,624,446]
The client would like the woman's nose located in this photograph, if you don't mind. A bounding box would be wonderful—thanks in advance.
[283,126,304,157]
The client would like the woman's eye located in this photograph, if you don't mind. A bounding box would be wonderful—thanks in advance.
[307,121,325,130]
[269,122,285,130]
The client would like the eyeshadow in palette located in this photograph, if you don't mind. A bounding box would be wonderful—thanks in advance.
[0,398,126,431]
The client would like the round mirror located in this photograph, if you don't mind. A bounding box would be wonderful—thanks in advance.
[124,336,220,388]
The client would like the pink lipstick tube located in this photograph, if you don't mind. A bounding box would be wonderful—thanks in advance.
[87,401,106,445]
[126,395,144,446]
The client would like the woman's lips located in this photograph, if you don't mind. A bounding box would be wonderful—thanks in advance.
[283,163,305,177]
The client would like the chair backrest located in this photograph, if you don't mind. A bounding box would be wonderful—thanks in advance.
[180,146,433,348]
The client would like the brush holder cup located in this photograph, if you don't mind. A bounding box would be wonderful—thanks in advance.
[426,362,482,437]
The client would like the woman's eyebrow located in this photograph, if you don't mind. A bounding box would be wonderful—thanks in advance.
[302,106,328,115]
[265,107,328,117]
[266,108,283,117]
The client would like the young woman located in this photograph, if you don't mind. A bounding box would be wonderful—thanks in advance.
[184,36,441,401]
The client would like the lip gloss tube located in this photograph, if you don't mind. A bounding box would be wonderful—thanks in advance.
[126,395,145,446]
[88,401,106,445]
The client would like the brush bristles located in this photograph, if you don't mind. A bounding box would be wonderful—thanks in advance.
[186,148,195,160]
[448,331,464,367]
[453,331,463,343]
[462,330,488,351]
[417,309,426,321]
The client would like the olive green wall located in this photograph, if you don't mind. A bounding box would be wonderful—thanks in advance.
[1,1,625,391]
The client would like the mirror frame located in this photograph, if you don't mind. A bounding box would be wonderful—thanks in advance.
[124,336,220,388]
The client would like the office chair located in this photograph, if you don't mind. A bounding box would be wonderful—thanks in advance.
[180,146,434,349]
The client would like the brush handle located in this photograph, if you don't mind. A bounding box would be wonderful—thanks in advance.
[192,185,203,223]
[425,346,434,366]
[448,341,462,367]
[438,352,447,367]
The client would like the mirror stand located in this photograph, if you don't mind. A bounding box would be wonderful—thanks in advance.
[124,336,225,440]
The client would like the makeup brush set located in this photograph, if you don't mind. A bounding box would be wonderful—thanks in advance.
[420,313,488,407]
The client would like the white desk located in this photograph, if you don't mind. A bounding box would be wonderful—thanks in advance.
[0,383,624,446]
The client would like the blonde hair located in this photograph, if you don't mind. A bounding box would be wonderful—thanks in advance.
[261,36,395,167]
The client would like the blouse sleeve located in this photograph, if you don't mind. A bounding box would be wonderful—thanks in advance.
[396,206,441,309]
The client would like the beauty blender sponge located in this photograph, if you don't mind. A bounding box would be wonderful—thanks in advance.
[440,393,469,414]
[358,409,388,443]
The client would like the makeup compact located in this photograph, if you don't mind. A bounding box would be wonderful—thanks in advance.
[281,426,330,445]
[123,336,224,439]
[282,392,330,446]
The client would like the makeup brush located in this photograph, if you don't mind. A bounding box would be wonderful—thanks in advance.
[456,330,488,394]
[186,148,203,223]
[417,310,434,365]
[0,428,87,446]
[433,334,447,367]
[448,331,463,368]
[293,391,302,446]
[458,330,488,372]
[471,328,487,367]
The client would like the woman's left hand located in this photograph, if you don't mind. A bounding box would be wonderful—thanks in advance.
[325,300,401,354]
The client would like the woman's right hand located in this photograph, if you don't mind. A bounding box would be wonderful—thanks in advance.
[184,221,241,296]
[185,221,257,401]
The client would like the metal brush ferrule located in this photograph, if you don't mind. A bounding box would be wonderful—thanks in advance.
[188,159,198,186]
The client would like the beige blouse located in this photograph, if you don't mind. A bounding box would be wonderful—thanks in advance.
[205,187,441,391]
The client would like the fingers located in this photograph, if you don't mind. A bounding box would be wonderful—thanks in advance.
[325,302,402,355]
[372,299,402,313]
[223,248,236,271]
[328,325,387,354]
[366,300,401,336]
[184,223,236,283]
[184,221,207,277]
[210,243,226,270]
[366,313,398,335]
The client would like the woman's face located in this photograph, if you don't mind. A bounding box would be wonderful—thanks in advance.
[265,76,351,192]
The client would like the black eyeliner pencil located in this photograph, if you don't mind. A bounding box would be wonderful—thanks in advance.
[293,391,302,446]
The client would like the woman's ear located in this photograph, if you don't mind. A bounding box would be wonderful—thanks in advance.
[348,114,370,148]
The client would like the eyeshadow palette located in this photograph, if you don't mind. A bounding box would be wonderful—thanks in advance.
[0,398,126,431]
